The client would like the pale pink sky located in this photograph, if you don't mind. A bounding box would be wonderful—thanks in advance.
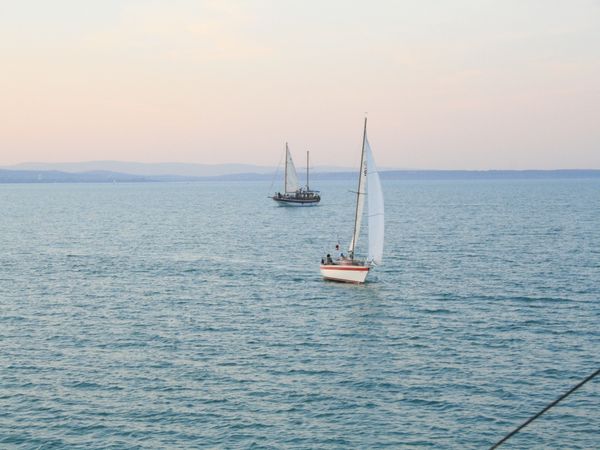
[1,0,599,169]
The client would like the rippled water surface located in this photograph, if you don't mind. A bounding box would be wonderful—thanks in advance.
[1,179,599,448]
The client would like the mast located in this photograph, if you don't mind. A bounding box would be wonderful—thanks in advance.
[306,150,309,190]
[284,142,288,192]
[349,117,368,259]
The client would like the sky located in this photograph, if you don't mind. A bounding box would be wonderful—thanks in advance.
[0,0,599,169]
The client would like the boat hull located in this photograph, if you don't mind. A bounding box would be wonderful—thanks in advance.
[320,264,369,283]
[272,197,320,206]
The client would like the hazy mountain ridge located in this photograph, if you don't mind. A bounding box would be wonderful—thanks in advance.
[2,168,600,183]
[2,161,354,177]
[0,169,199,183]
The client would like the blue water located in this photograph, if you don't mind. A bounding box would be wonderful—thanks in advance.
[1,179,599,449]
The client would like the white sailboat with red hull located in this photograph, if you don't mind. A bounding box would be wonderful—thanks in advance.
[272,143,320,206]
[320,118,384,283]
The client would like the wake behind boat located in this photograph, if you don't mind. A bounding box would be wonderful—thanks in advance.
[272,143,320,206]
[320,118,384,283]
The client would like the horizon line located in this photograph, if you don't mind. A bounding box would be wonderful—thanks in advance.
[2,161,600,172]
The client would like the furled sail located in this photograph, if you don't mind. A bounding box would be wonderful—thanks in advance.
[366,137,384,265]
[285,144,300,193]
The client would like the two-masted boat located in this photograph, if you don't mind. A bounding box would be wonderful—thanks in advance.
[272,143,320,206]
[320,118,384,283]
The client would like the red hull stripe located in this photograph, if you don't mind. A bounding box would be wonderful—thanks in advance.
[320,265,369,272]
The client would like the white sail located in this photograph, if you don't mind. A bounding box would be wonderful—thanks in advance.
[366,137,384,265]
[348,133,368,255]
[285,145,300,193]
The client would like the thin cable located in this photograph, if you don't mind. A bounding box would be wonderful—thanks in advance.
[268,152,284,195]
[490,367,600,449]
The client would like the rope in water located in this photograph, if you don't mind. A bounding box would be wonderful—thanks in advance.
[489,367,600,449]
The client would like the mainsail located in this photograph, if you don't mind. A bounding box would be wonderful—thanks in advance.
[284,143,300,193]
[348,130,367,256]
[366,137,384,265]
[348,122,384,265]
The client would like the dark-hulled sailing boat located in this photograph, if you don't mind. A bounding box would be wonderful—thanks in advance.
[272,143,320,206]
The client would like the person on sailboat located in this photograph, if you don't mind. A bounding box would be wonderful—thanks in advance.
[326,254,334,265]
[335,244,344,260]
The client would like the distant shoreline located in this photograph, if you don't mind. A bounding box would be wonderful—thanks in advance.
[1,168,600,184]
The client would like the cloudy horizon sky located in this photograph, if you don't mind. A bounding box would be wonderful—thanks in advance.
[1,0,599,169]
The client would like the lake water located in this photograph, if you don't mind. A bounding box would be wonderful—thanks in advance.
[1,179,599,448]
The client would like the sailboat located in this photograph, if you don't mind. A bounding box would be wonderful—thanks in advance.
[320,118,384,283]
[272,143,321,206]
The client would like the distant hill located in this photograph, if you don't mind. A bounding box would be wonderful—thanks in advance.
[0,169,199,183]
[2,161,354,177]
[3,161,274,177]
[1,168,599,184]
[266,169,600,182]
[378,169,600,180]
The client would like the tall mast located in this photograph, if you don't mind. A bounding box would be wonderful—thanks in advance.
[306,150,309,190]
[284,142,288,192]
[349,117,368,259]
